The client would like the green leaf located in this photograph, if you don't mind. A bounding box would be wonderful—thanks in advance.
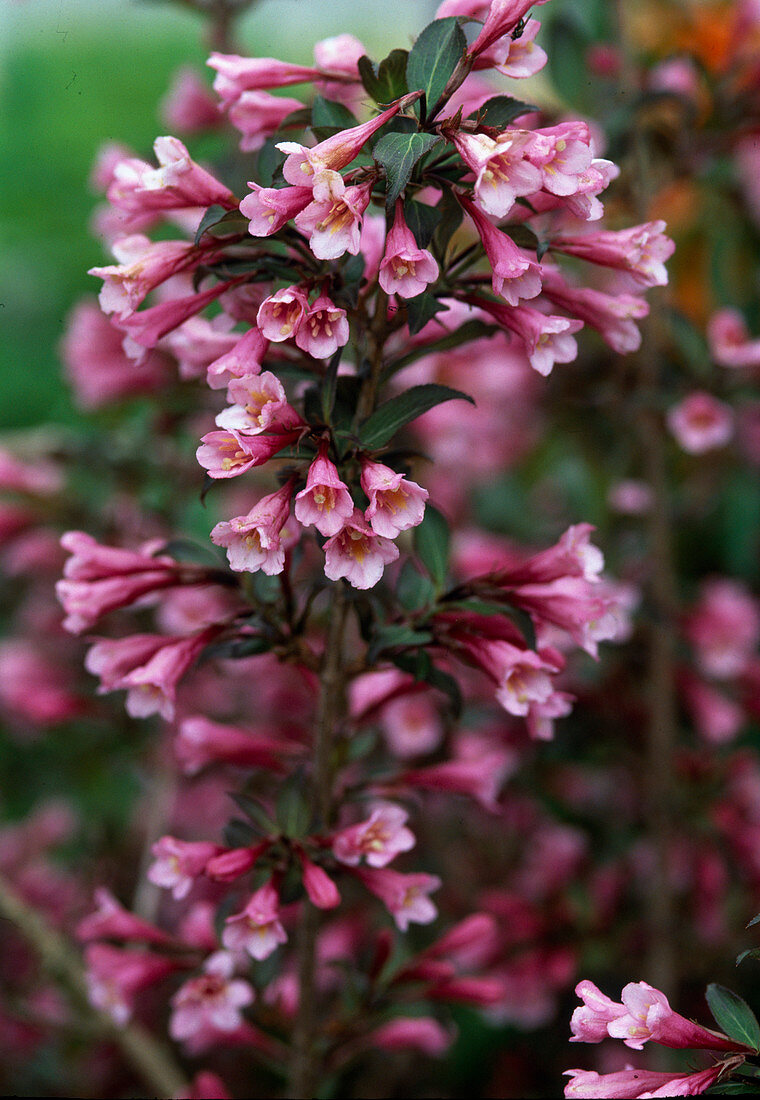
[406,293,448,334]
[257,140,286,187]
[368,624,433,663]
[747,914,760,928]
[504,224,540,252]
[194,205,246,244]
[387,319,495,377]
[223,818,257,848]
[201,635,271,662]
[228,792,276,834]
[471,94,537,128]
[404,197,442,248]
[706,984,760,1051]
[432,185,465,260]
[414,503,450,589]
[737,949,760,966]
[406,17,467,122]
[311,94,357,131]
[276,771,312,837]
[546,14,590,107]
[358,49,409,104]
[373,130,442,209]
[321,347,343,423]
[396,559,435,611]
[358,383,474,449]
[423,663,462,718]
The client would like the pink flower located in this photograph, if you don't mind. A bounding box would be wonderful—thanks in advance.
[313,34,366,106]
[333,804,416,867]
[399,751,512,811]
[323,508,400,589]
[170,952,255,1040]
[85,943,179,1025]
[277,100,406,187]
[492,18,548,78]
[510,577,623,657]
[369,1016,452,1056]
[294,292,350,359]
[177,1071,232,1100]
[106,136,236,221]
[709,308,760,369]
[541,269,649,354]
[457,192,540,304]
[472,297,582,375]
[360,458,429,537]
[667,392,734,454]
[378,201,439,299]
[469,0,551,58]
[174,715,292,775]
[211,481,294,575]
[686,578,760,679]
[222,882,288,960]
[298,852,341,909]
[205,846,265,882]
[569,979,626,1042]
[295,447,354,537]
[89,235,213,319]
[552,222,674,288]
[294,176,372,260]
[451,130,543,218]
[228,91,304,152]
[491,523,604,587]
[118,279,238,349]
[196,428,298,479]
[217,372,303,435]
[357,867,441,931]
[563,1064,726,1098]
[477,638,557,715]
[256,285,310,342]
[205,327,269,390]
[147,836,221,900]
[208,52,321,105]
[240,183,312,237]
[76,887,174,946]
[527,121,594,197]
[608,981,751,1052]
[160,66,222,133]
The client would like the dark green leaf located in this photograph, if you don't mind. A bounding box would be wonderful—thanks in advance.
[432,186,465,260]
[471,94,538,128]
[257,141,286,187]
[737,949,760,966]
[368,624,434,663]
[747,914,760,928]
[223,818,257,848]
[505,224,540,252]
[397,559,436,611]
[276,772,312,837]
[414,503,450,589]
[202,636,271,662]
[358,49,409,103]
[709,1084,760,1094]
[346,729,378,761]
[392,646,433,682]
[423,663,463,718]
[194,205,246,244]
[706,984,760,1051]
[359,383,474,449]
[373,130,442,209]
[311,94,357,131]
[406,18,467,122]
[228,792,276,834]
[406,293,448,334]
[404,197,442,248]
[161,538,220,565]
[321,348,343,423]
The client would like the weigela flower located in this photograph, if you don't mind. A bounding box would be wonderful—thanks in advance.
[76,887,174,946]
[294,292,350,359]
[277,100,405,187]
[147,836,221,900]
[360,458,429,538]
[228,90,305,152]
[85,943,179,1025]
[667,392,734,454]
[222,881,287,960]
[563,1064,726,1098]
[170,952,255,1040]
[492,18,548,78]
[323,508,400,589]
[196,428,299,479]
[211,481,294,575]
[541,268,649,354]
[256,285,310,342]
[208,52,321,105]
[294,176,372,261]
[451,130,543,219]
[89,235,214,319]
[160,66,222,133]
[175,715,292,775]
[204,327,269,390]
[298,852,341,909]
[295,447,354,537]
[473,297,583,375]
[709,308,760,368]
[333,804,416,867]
[164,314,239,381]
[241,183,313,237]
[369,1017,453,1056]
[468,0,551,58]
[378,201,439,299]
[527,121,594,197]
[552,221,675,288]
[457,193,541,305]
[217,372,303,435]
[356,867,441,931]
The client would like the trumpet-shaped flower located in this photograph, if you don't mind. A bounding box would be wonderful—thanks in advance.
[323,508,400,589]
[378,201,439,299]
[360,458,429,538]
[211,481,294,574]
[295,448,354,537]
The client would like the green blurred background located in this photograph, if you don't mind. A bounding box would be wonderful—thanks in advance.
[0,0,434,431]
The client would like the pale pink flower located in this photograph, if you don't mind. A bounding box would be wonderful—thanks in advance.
[85,943,178,1025]
[451,130,542,218]
[667,392,734,454]
[205,327,269,389]
[468,0,551,57]
[164,314,239,381]
[378,201,439,299]
[380,692,444,758]
[564,1064,726,1098]
[682,676,745,744]
[294,292,350,359]
[527,121,594,196]
[399,751,512,811]
[295,447,354,537]
[490,523,604,587]
[360,458,429,538]
[608,480,653,515]
[357,867,441,931]
[217,372,302,435]
[170,952,255,1040]
[510,576,623,658]
[472,297,582,375]
[313,34,366,106]
[294,176,372,260]
[569,979,626,1043]
[118,279,238,349]
[541,269,649,354]
[211,481,294,575]
[89,234,210,319]
[0,640,84,727]
[484,639,557,715]
[175,715,291,775]
[686,578,760,679]
[222,881,288,960]
[552,221,674,288]
[160,67,222,133]
[607,981,748,1052]
[256,285,310,342]
[369,1016,452,1056]
[277,101,405,187]
[709,308,760,368]
[333,804,416,867]
[107,136,236,220]
[323,508,400,589]
[208,52,321,105]
[147,836,221,900]
[196,428,298,479]
[458,192,540,304]
[525,689,575,741]
[228,91,304,152]
[241,183,312,237]
[492,18,547,78]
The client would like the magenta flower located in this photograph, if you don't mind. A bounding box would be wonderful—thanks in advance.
[491,523,605,587]
[332,804,416,868]
[295,447,354,537]
[294,292,350,359]
[211,481,295,575]
[206,327,269,390]
[451,130,543,218]
[119,279,238,349]
[294,176,372,260]
[563,1064,727,1098]
[170,952,255,1040]
[378,201,439,299]
[240,183,312,238]
[256,285,310,342]
[323,508,400,589]
[222,881,287,960]
[357,867,441,931]
[174,715,292,775]
[667,392,734,454]
[360,458,429,537]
